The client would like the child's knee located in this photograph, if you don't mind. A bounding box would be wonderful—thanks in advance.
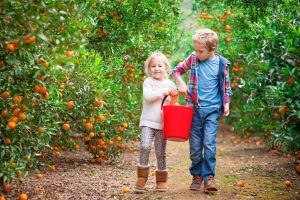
[140,144,152,152]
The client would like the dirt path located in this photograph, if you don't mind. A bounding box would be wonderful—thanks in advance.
[5,121,300,200]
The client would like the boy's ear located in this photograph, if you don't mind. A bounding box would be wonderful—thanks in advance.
[210,47,217,52]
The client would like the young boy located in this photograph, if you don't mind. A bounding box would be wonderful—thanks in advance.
[172,28,232,192]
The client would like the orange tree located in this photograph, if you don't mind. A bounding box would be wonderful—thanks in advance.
[0,0,182,189]
[181,0,299,154]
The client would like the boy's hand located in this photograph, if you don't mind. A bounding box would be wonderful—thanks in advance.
[224,103,230,116]
[178,83,188,95]
[175,76,188,95]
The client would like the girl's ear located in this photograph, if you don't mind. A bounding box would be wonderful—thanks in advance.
[166,65,171,71]
[210,46,217,52]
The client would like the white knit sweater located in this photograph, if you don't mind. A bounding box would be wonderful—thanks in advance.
[139,77,176,130]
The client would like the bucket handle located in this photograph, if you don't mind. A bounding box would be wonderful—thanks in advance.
[161,91,195,109]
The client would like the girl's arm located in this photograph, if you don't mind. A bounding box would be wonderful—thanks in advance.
[143,79,168,103]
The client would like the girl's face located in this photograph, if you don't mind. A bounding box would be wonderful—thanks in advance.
[149,56,168,80]
[193,42,215,61]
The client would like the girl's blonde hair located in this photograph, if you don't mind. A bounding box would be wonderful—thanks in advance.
[144,51,170,75]
[192,28,218,51]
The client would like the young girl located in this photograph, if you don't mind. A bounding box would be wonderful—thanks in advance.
[135,51,178,192]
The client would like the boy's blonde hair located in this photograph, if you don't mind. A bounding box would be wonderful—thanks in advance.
[192,28,218,51]
[144,51,170,75]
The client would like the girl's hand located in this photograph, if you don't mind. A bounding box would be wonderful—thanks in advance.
[169,88,178,96]
[224,103,230,116]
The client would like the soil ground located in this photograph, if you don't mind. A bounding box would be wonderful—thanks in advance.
[4,121,300,200]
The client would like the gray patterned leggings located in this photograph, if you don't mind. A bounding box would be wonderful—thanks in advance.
[139,126,167,170]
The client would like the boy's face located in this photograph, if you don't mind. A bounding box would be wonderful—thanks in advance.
[149,56,168,80]
[193,42,216,61]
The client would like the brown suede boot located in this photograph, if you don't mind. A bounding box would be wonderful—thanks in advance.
[135,165,149,193]
[155,170,168,192]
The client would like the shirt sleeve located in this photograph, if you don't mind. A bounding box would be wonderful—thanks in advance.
[143,78,168,103]
[171,54,193,80]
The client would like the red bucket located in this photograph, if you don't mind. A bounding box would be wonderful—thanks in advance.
[161,96,194,142]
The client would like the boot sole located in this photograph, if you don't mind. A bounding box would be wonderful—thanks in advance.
[134,187,148,194]
[204,186,218,192]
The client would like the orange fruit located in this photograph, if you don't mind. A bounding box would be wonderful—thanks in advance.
[0,195,6,200]
[285,180,292,188]
[98,115,105,122]
[0,60,4,67]
[100,132,105,138]
[43,61,49,68]
[75,144,80,150]
[295,165,300,174]
[95,99,103,106]
[19,193,28,200]
[122,123,128,128]
[7,121,16,129]
[96,158,102,164]
[54,151,61,157]
[50,165,56,171]
[66,101,74,109]
[1,110,8,117]
[36,173,44,179]
[99,140,105,146]
[287,78,295,84]
[13,39,19,47]
[6,44,15,52]
[98,150,104,156]
[18,112,26,121]
[279,106,287,115]
[62,123,70,131]
[34,85,41,92]
[148,35,153,40]
[108,140,113,146]
[225,25,231,31]
[116,136,122,142]
[237,181,245,187]
[13,96,22,104]
[89,132,95,138]
[37,126,44,133]
[122,187,131,193]
[117,143,126,149]
[1,91,10,99]
[2,184,11,192]
[13,108,21,116]
[118,127,124,132]
[226,36,232,42]
[40,86,47,94]
[41,92,49,100]
[21,104,28,111]
[29,35,36,44]
[85,123,93,131]
[66,51,73,57]
[83,136,90,142]
[10,116,18,123]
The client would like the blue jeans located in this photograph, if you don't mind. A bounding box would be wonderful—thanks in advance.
[189,106,220,180]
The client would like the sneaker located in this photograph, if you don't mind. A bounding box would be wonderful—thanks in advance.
[204,176,218,191]
[190,175,204,191]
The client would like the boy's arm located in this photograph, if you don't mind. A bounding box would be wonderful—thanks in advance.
[171,54,193,94]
